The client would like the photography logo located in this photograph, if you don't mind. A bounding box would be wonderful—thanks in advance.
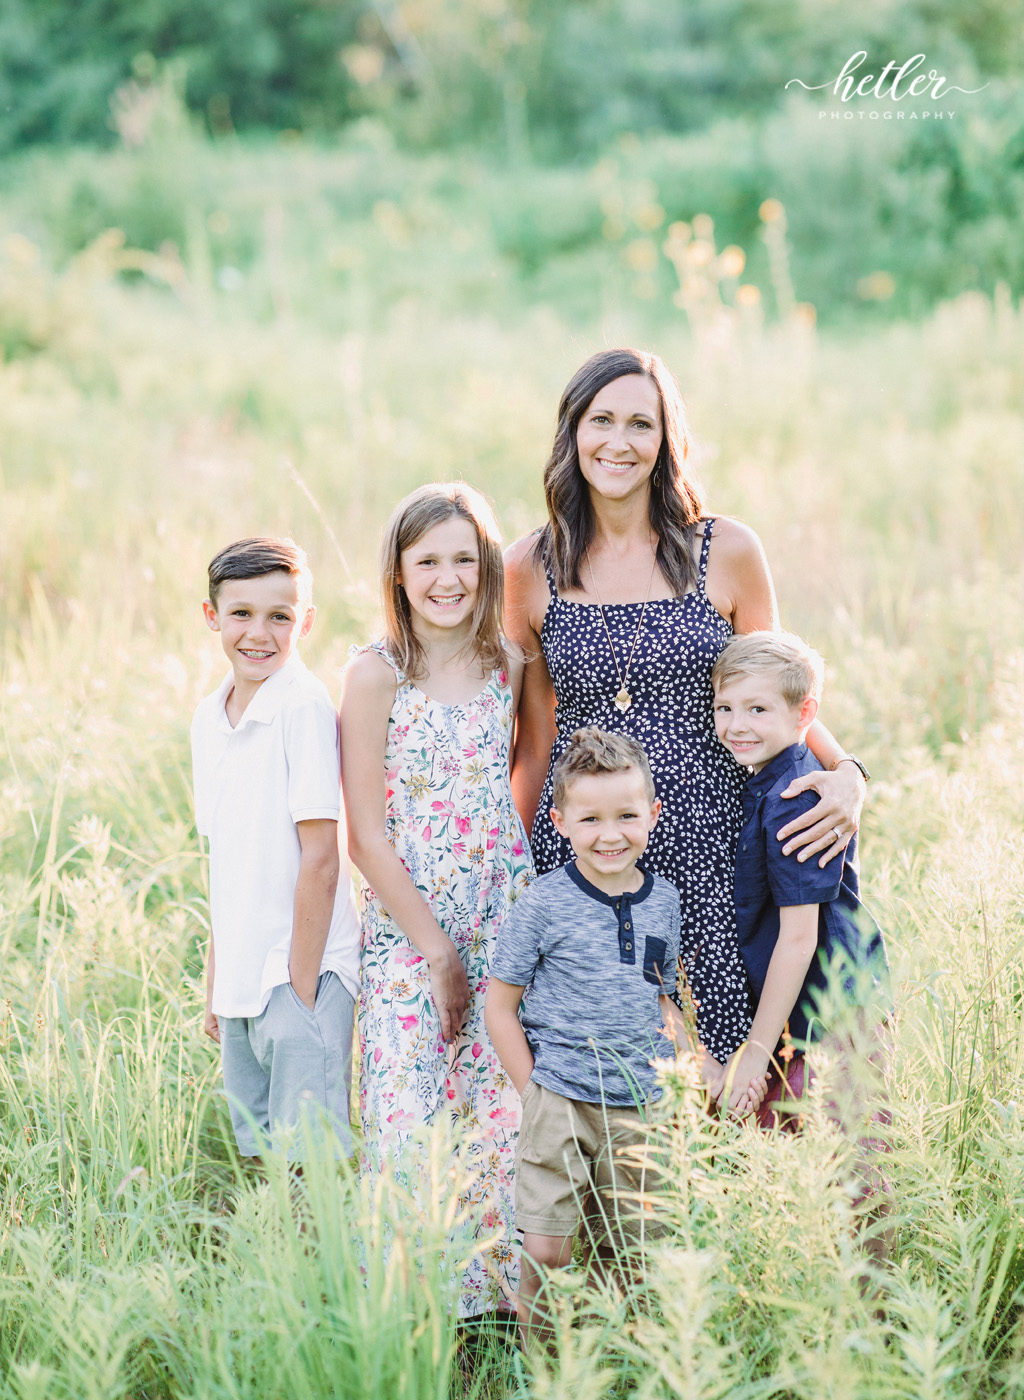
[786,51,988,121]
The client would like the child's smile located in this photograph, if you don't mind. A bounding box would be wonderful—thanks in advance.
[712,676,807,772]
[399,518,480,638]
[550,769,661,895]
[203,573,314,718]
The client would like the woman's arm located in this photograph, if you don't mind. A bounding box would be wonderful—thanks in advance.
[778,722,866,864]
[707,517,866,866]
[339,651,470,1041]
[505,535,557,833]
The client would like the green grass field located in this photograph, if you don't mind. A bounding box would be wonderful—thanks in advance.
[2,136,1024,1397]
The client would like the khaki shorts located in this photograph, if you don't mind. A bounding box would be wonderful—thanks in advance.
[515,1079,662,1241]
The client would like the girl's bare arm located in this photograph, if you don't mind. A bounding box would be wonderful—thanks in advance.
[339,651,470,1041]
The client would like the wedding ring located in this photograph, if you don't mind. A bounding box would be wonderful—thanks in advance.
[831,827,843,842]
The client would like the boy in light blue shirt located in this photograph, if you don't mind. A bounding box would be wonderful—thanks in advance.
[487,727,762,1343]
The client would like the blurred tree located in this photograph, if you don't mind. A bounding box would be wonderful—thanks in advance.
[0,0,363,151]
[2,0,1019,155]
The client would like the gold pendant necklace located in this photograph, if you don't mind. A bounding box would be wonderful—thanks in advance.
[587,549,659,713]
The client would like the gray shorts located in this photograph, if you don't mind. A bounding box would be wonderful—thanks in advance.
[219,971,354,1159]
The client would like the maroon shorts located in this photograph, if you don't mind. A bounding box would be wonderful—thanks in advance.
[755,1031,893,1205]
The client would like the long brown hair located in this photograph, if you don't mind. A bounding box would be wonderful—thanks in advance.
[537,348,704,594]
[380,482,509,681]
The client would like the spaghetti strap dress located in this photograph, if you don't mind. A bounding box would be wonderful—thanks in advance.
[530,520,754,1064]
[355,641,533,1317]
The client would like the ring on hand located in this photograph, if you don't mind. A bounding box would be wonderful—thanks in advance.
[831,827,843,842]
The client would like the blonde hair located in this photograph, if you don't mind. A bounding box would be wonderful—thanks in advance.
[551,726,656,808]
[711,631,825,707]
[380,482,509,681]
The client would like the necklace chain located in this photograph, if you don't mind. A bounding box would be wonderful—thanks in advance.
[586,548,659,713]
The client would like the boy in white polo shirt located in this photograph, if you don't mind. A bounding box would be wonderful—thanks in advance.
[192,536,361,1159]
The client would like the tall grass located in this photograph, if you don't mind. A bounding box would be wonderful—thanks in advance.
[2,158,1024,1395]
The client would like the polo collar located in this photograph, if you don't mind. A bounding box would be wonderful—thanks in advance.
[216,653,306,731]
[746,742,807,798]
[565,860,654,907]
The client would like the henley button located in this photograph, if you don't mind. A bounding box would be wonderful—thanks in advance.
[624,942,632,951]
[624,921,631,930]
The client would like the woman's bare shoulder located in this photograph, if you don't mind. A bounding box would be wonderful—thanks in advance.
[504,530,550,637]
[504,530,545,577]
[705,514,767,563]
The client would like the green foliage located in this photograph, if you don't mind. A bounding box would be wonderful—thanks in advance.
[0,0,361,152]
[2,0,1022,166]
[3,55,1024,331]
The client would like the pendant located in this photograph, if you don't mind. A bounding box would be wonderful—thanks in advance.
[614,688,632,712]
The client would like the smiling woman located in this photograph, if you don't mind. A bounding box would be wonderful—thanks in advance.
[505,347,867,1084]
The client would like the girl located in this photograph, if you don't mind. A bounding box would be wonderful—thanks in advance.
[340,482,533,1319]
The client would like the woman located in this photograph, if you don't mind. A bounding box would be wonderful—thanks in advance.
[505,347,866,1072]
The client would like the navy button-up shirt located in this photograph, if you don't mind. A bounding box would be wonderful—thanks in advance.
[733,743,889,1047]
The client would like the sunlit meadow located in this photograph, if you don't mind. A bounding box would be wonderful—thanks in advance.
[2,128,1024,1398]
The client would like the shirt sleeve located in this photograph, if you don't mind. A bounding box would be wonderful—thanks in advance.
[490,880,546,987]
[762,788,843,907]
[282,694,342,823]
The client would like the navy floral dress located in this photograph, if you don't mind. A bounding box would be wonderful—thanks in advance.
[530,520,754,1064]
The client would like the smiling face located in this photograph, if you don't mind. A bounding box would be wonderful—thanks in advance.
[712,673,817,772]
[398,516,481,642]
[203,571,314,704]
[550,767,661,894]
[575,373,664,504]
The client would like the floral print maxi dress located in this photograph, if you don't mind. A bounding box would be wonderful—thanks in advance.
[356,641,533,1317]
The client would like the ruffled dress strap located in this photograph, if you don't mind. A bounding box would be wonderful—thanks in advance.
[697,518,715,593]
[349,638,407,685]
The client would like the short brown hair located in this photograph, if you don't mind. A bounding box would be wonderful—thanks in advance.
[207,537,313,608]
[551,727,656,809]
[711,631,825,707]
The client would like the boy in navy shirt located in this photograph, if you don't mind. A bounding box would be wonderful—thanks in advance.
[711,631,891,1250]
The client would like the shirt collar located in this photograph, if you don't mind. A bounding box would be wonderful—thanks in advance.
[215,652,307,731]
[746,742,807,796]
[564,859,654,907]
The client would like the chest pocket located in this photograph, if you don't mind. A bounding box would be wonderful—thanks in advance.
[643,936,669,988]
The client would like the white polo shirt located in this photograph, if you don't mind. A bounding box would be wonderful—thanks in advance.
[191,653,361,1018]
